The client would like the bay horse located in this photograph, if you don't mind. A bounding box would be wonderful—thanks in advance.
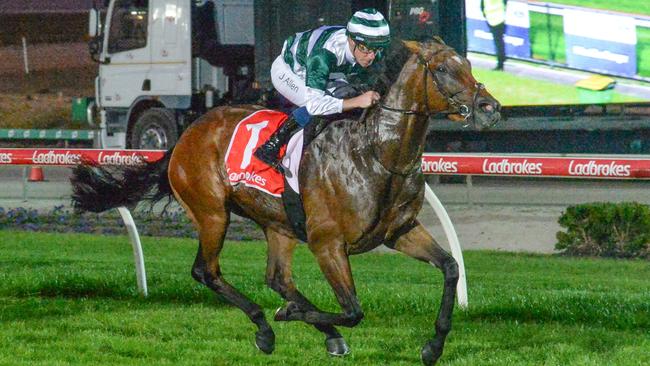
[71,39,500,365]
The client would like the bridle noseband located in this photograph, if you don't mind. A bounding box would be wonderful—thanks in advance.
[380,50,484,127]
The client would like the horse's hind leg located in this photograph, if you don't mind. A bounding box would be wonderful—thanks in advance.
[264,229,349,356]
[189,208,275,354]
[388,222,458,366]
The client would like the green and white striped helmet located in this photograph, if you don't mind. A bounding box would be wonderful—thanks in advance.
[346,8,391,49]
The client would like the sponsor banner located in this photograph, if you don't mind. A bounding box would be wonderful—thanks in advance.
[466,0,531,58]
[0,149,165,166]
[2,149,650,180]
[563,9,637,77]
[421,154,650,179]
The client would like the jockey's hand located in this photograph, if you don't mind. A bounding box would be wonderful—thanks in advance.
[343,91,381,111]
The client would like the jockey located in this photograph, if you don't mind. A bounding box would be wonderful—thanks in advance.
[254,8,391,172]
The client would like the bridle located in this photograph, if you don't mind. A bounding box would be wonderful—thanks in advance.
[367,47,485,177]
[379,50,485,127]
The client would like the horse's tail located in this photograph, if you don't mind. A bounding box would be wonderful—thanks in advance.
[70,148,175,213]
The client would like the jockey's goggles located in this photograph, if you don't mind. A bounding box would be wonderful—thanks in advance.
[355,42,384,55]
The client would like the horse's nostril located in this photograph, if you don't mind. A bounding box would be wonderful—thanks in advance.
[480,103,493,113]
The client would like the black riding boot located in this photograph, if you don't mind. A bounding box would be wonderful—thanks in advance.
[254,116,300,173]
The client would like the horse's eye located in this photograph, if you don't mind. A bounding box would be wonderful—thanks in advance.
[436,65,446,73]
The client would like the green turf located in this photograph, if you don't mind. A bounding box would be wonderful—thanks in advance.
[472,66,644,106]
[1,231,649,365]
[544,1,650,16]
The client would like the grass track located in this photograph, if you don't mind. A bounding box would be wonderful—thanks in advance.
[1,231,649,365]
[472,66,643,105]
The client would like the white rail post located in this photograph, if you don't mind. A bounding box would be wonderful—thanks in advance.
[116,207,148,296]
[21,36,29,74]
[424,183,468,309]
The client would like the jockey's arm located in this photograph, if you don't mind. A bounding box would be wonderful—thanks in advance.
[305,51,380,115]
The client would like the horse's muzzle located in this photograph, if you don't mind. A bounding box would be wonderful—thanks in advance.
[473,96,501,130]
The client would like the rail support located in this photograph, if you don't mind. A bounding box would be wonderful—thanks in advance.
[117,206,148,296]
[424,183,468,309]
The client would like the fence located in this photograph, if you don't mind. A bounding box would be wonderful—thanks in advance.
[3,148,649,304]
[421,153,650,178]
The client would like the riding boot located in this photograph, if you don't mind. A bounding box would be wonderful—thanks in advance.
[254,116,300,173]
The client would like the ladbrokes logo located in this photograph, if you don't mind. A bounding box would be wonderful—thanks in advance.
[421,158,458,173]
[568,160,630,177]
[482,159,542,175]
[98,152,145,166]
[32,151,81,165]
[228,171,267,186]
[0,153,12,164]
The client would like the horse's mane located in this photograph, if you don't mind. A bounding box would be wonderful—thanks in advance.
[367,39,412,96]
[366,37,449,96]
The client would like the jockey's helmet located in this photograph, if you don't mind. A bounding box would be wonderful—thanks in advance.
[346,8,391,50]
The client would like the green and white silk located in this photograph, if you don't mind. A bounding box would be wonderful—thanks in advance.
[346,8,390,48]
[272,26,368,116]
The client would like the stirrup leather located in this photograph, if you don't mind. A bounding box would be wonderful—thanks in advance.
[254,117,299,173]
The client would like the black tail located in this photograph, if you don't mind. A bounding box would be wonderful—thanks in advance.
[70,149,175,213]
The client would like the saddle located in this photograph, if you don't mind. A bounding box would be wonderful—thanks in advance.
[226,82,366,241]
[280,117,330,241]
[224,110,330,242]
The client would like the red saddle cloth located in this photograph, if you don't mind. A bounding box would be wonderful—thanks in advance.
[225,109,289,197]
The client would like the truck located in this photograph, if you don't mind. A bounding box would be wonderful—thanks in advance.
[83,0,466,149]
[86,0,257,149]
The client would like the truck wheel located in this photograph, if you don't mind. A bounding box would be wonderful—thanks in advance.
[130,108,178,149]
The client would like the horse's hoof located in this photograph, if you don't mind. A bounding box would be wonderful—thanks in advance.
[274,306,289,321]
[420,341,441,365]
[274,301,300,322]
[325,337,350,357]
[254,329,275,354]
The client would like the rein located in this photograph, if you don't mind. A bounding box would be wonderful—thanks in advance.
[368,47,484,177]
[379,51,484,127]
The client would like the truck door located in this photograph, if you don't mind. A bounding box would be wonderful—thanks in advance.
[148,0,191,95]
[99,0,151,108]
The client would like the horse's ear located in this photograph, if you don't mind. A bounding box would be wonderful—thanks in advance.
[432,36,446,45]
[402,40,421,54]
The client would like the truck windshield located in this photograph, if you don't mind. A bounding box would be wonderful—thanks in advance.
[107,0,148,54]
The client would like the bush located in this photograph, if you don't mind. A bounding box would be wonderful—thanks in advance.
[556,202,650,259]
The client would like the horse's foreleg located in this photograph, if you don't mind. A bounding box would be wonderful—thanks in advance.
[264,229,349,356]
[190,210,275,354]
[389,222,458,366]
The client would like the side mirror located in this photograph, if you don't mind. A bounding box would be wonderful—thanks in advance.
[88,8,106,63]
[88,8,100,37]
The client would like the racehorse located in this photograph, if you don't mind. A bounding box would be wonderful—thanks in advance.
[71,38,500,365]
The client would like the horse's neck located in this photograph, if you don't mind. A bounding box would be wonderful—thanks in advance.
[367,64,430,175]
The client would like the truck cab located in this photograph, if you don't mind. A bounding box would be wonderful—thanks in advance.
[88,0,255,149]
